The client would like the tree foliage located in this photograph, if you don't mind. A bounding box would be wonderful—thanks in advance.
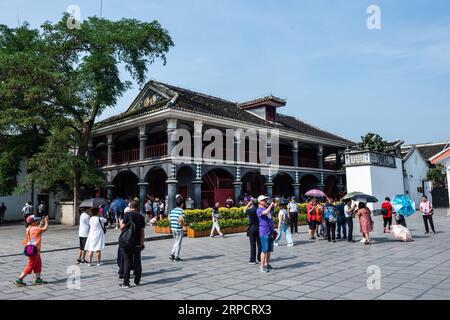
[427,164,446,188]
[0,14,174,207]
[358,132,387,152]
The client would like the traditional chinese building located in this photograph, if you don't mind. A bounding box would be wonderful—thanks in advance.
[91,81,353,212]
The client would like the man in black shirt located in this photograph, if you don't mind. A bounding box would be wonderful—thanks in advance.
[119,200,145,288]
[244,198,261,264]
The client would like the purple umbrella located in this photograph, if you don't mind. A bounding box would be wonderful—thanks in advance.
[305,189,327,198]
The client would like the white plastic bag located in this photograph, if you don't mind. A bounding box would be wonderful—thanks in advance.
[391,225,412,242]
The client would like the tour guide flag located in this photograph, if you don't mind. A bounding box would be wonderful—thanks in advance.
[391,195,416,217]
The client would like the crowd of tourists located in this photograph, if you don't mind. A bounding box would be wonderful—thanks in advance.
[13,192,437,286]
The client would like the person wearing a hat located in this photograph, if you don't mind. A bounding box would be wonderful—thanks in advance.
[15,215,49,286]
[274,199,293,247]
[256,195,277,272]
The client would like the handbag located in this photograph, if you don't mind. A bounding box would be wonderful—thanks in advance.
[23,230,38,257]
[99,217,107,234]
[269,230,278,241]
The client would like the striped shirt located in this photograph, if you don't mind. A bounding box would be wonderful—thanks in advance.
[170,207,185,230]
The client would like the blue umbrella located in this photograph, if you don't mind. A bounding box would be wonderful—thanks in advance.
[110,197,127,212]
[391,195,416,217]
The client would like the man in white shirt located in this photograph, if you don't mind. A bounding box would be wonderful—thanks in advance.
[77,210,91,264]
[344,199,356,242]
[419,195,435,234]
[287,197,299,234]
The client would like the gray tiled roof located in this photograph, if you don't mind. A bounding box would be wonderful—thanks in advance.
[94,80,354,145]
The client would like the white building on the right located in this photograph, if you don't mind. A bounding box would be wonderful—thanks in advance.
[402,141,450,208]
[430,147,450,214]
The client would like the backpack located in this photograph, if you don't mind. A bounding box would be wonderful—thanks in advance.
[381,208,388,216]
[118,218,136,248]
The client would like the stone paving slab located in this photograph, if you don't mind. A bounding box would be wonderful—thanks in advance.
[0,209,449,300]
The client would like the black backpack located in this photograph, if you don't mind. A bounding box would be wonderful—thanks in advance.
[381,208,388,216]
[118,218,136,248]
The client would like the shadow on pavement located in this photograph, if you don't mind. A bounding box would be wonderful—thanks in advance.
[48,274,98,285]
[184,254,224,261]
[140,267,182,278]
[138,273,196,286]
[279,261,320,270]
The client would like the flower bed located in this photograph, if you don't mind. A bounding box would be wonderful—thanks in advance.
[156,206,310,237]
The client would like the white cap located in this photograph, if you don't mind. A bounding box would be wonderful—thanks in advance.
[257,195,269,203]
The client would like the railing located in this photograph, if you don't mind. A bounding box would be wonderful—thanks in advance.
[345,150,397,168]
[112,148,139,164]
[145,143,168,158]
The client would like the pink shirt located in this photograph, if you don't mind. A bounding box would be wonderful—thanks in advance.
[420,201,432,215]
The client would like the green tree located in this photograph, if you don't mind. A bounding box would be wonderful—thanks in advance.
[358,133,387,152]
[427,165,446,188]
[0,14,173,219]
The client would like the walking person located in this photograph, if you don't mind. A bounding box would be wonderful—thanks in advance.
[84,208,107,266]
[37,201,47,218]
[288,197,299,234]
[22,202,34,224]
[381,197,393,233]
[15,215,49,286]
[344,199,356,242]
[244,198,261,264]
[257,195,276,273]
[169,195,185,262]
[153,198,160,221]
[0,202,6,224]
[336,200,347,240]
[210,201,224,238]
[356,202,374,245]
[324,198,337,243]
[420,195,436,234]
[274,200,293,247]
[119,199,145,288]
[316,203,325,239]
[77,209,90,264]
[307,198,319,240]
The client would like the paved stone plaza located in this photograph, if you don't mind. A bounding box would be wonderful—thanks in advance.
[1,209,450,300]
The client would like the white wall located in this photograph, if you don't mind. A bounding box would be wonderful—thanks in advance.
[0,160,57,221]
[346,157,405,212]
[403,149,432,208]
[0,160,33,221]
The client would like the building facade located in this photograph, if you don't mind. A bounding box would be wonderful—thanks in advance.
[91,81,353,213]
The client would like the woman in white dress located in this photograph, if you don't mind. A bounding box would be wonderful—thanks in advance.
[84,208,107,266]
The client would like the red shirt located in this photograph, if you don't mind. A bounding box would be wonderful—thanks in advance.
[381,202,393,218]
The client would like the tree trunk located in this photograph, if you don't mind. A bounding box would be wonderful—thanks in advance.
[73,169,80,226]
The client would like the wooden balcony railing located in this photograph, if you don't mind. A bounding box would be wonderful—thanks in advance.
[112,148,139,164]
[145,143,168,158]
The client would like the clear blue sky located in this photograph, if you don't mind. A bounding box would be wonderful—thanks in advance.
[1,0,449,144]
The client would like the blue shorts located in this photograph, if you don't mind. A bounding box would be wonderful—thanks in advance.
[260,235,274,253]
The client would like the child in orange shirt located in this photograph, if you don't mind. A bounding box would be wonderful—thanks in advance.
[16,215,49,286]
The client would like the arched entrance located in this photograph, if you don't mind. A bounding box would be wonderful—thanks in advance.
[324,175,338,199]
[273,173,294,198]
[202,168,234,208]
[177,166,195,200]
[242,171,267,198]
[113,171,139,199]
[146,168,168,200]
[300,174,319,199]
